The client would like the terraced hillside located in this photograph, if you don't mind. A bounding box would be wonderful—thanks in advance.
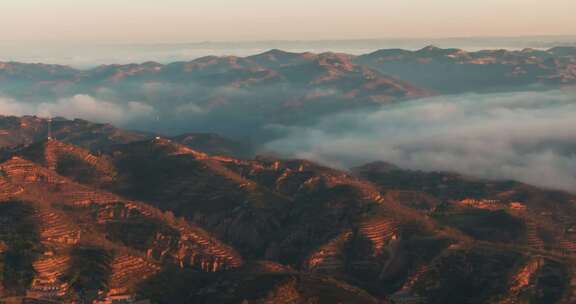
[0,152,244,303]
[2,135,576,303]
[104,140,576,303]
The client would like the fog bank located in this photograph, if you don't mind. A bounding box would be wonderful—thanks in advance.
[266,89,576,192]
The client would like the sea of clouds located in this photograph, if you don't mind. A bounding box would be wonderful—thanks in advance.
[1,88,575,192]
[0,94,155,125]
[266,89,576,192]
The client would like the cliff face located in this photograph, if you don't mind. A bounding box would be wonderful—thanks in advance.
[1,133,576,303]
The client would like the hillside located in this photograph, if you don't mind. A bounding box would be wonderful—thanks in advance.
[1,128,576,303]
[0,116,250,158]
[0,151,243,303]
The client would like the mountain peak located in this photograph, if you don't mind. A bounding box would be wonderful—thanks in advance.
[419,45,442,52]
[365,48,411,57]
[260,48,292,56]
[247,49,316,68]
[416,45,465,56]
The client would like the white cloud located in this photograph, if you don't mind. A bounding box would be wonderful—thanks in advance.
[0,96,31,116]
[0,94,155,125]
[265,89,576,192]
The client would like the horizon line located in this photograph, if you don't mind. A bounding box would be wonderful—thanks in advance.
[1,34,576,47]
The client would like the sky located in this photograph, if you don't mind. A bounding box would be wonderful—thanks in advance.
[1,0,576,44]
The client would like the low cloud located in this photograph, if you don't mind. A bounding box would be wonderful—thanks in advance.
[0,94,154,125]
[2,87,576,193]
[265,89,576,192]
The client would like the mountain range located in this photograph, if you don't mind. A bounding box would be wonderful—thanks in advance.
[2,46,575,96]
[1,46,575,138]
[1,117,576,303]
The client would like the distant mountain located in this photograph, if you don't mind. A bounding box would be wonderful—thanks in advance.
[246,49,317,68]
[2,118,576,302]
[2,47,574,139]
[0,50,429,103]
[355,46,576,93]
[0,62,77,82]
[1,50,576,304]
[0,50,436,138]
[2,46,575,100]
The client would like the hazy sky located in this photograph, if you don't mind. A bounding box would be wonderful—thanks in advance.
[2,0,576,44]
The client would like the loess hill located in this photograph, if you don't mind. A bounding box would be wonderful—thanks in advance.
[0,119,576,303]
